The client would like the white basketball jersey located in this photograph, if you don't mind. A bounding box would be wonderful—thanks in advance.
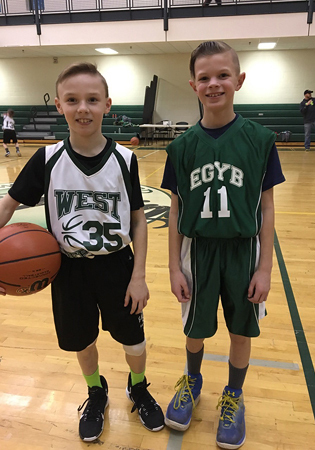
[44,139,133,258]
[3,115,15,130]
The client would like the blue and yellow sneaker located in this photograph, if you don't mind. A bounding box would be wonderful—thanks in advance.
[165,373,202,431]
[216,386,246,449]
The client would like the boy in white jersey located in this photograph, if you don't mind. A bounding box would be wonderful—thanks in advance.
[0,63,164,442]
[2,109,21,157]
[161,41,285,448]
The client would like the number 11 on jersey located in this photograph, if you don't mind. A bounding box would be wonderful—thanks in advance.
[201,186,231,219]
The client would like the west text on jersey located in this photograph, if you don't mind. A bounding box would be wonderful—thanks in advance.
[54,190,121,220]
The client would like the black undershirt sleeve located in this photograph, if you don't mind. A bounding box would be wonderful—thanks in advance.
[8,147,45,206]
[130,153,144,210]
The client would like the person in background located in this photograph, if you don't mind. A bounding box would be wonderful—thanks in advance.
[300,89,315,151]
[2,109,21,157]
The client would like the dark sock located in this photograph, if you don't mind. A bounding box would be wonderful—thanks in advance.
[228,360,249,390]
[186,345,204,375]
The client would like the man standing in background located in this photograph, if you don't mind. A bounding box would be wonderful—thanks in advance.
[300,89,315,151]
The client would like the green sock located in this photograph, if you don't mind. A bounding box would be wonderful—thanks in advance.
[130,369,145,386]
[83,366,102,388]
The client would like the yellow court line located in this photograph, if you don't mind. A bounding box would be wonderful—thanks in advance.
[276,211,315,215]
[140,165,165,182]
[136,149,161,161]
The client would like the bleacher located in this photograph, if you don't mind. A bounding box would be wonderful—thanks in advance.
[1,103,309,145]
[0,104,143,143]
[234,104,308,144]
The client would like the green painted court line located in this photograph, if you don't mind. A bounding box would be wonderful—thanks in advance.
[274,230,315,419]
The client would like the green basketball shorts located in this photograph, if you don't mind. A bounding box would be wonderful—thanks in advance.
[180,235,266,339]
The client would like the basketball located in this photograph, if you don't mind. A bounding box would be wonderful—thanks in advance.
[130,136,140,146]
[0,222,61,296]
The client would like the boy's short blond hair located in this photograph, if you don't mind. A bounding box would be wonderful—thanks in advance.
[189,41,240,78]
[56,62,109,97]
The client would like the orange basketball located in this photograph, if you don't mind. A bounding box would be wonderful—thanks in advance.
[130,136,140,146]
[0,222,61,296]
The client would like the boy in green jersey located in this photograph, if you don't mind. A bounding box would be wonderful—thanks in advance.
[161,41,285,448]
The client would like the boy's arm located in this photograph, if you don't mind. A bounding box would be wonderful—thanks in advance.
[0,194,20,295]
[248,187,274,303]
[169,193,191,303]
[0,194,20,228]
[124,207,149,314]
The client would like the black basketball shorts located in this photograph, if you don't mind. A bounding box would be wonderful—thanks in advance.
[51,245,145,352]
[3,129,17,144]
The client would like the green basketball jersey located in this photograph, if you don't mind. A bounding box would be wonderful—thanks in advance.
[166,116,276,239]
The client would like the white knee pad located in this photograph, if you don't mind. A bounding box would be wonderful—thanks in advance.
[123,339,146,357]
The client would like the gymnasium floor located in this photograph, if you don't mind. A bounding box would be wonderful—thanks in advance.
[0,143,314,450]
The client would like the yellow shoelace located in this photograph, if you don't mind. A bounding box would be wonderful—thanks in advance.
[216,393,240,423]
[172,374,197,410]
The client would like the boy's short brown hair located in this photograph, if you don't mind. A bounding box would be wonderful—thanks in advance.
[56,62,109,97]
[189,41,240,78]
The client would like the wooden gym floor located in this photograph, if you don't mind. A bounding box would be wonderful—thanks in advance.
[0,143,314,450]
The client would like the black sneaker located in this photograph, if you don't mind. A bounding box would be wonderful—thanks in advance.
[5,150,10,157]
[78,375,109,442]
[126,373,164,431]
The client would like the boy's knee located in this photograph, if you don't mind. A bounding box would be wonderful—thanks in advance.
[76,339,97,355]
[123,340,146,356]
[229,332,250,345]
[186,337,204,353]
